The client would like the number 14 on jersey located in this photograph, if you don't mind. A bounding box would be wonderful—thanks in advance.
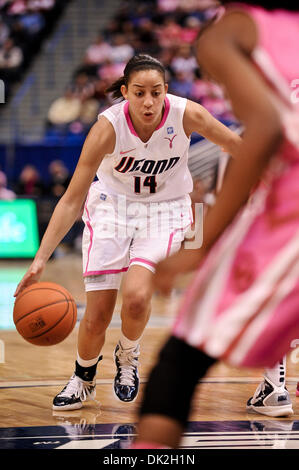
[134,176,157,194]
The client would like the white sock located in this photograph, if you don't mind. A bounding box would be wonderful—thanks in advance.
[119,332,141,350]
[264,356,286,388]
[77,351,101,368]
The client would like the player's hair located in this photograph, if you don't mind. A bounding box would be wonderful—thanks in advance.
[105,54,166,100]
[221,0,299,11]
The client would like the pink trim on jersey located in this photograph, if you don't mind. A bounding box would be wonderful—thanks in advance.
[129,257,156,268]
[83,267,129,277]
[124,96,170,138]
[155,96,170,130]
[124,101,138,137]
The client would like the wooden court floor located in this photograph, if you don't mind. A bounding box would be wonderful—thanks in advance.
[0,253,299,450]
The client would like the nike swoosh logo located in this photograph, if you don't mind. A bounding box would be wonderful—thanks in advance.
[120,148,136,154]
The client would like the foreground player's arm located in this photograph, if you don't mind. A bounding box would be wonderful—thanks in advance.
[154,11,283,294]
[183,97,242,157]
[14,117,115,296]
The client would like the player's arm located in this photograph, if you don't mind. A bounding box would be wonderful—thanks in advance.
[154,11,284,294]
[14,117,115,296]
[183,96,242,157]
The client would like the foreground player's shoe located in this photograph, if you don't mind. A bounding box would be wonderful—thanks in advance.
[114,342,140,402]
[246,377,293,417]
[52,374,96,411]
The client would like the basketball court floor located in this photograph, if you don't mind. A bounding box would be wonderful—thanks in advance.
[1,252,299,452]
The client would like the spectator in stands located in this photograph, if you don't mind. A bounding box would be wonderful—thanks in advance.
[0,16,9,45]
[110,33,134,64]
[0,170,16,200]
[28,0,56,11]
[70,72,95,101]
[135,18,159,55]
[98,57,125,84]
[103,18,122,42]
[17,9,45,36]
[84,33,112,67]
[79,96,99,127]
[14,164,45,197]
[169,70,193,98]
[156,15,182,48]
[0,37,23,80]
[190,75,234,121]
[171,44,198,80]
[47,160,70,198]
[47,88,81,127]
[180,15,201,43]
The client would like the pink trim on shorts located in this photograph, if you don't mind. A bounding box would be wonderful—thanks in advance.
[83,267,129,277]
[83,192,93,275]
[124,97,170,138]
[129,257,156,268]
[166,231,176,257]
[166,217,193,257]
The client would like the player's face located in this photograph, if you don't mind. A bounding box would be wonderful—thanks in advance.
[121,69,168,127]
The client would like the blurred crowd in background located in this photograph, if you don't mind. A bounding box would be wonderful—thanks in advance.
[0,0,68,98]
[45,0,235,140]
[0,0,237,251]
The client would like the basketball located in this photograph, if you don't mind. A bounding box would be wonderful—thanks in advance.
[13,282,77,346]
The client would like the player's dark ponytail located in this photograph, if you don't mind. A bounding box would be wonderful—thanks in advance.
[105,54,166,101]
[105,76,126,100]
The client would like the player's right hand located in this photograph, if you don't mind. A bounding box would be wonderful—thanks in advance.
[14,259,46,297]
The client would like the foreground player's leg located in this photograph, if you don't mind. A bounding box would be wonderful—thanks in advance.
[53,290,117,410]
[114,266,153,402]
[132,336,216,449]
[247,356,293,417]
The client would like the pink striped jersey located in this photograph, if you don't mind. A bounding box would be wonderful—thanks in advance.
[243,5,299,157]
[172,6,299,369]
[97,93,193,202]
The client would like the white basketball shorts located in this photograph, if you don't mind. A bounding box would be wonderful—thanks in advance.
[82,181,193,291]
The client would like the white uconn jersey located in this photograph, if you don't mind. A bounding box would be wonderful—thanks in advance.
[97,93,193,202]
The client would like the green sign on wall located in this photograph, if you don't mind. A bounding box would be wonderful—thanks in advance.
[0,199,39,258]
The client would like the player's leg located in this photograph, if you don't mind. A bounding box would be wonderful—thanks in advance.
[53,288,118,410]
[247,356,293,417]
[114,265,154,402]
[132,336,216,449]
[78,289,118,360]
[113,195,193,403]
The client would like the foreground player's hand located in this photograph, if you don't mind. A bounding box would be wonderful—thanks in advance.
[153,256,181,296]
[153,247,206,296]
[14,259,46,297]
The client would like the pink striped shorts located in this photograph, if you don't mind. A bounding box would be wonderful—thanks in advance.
[173,156,299,369]
[82,180,193,291]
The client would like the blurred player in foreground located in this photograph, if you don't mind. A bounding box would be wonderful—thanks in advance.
[133,1,299,449]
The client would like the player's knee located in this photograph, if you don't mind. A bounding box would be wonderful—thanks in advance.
[122,289,151,319]
[82,310,111,335]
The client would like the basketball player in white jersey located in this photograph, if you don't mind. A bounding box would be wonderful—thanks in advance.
[14,54,242,409]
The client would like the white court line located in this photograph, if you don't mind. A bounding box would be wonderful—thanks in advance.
[1,431,299,441]
[1,377,299,389]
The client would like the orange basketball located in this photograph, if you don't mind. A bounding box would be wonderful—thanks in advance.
[13,282,77,346]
